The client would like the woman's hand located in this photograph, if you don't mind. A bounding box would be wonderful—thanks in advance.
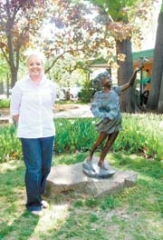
[13,114,19,124]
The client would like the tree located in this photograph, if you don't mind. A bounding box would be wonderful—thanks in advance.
[0,0,46,87]
[35,0,114,75]
[147,2,163,112]
[0,0,155,101]
[0,0,115,91]
[49,54,87,100]
[87,0,155,112]
[0,53,10,96]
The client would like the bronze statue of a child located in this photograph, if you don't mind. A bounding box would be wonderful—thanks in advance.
[83,65,143,174]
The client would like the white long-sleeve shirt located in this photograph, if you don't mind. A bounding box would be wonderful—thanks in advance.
[10,75,56,138]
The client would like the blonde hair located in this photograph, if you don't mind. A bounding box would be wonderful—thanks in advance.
[26,51,45,66]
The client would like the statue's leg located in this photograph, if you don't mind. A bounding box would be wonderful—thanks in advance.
[83,132,108,172]
[87,132,107,161]
[98,131,119,169]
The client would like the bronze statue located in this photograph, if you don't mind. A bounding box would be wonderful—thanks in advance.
[83,65,144,178]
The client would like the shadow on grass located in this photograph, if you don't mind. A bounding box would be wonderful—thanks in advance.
[0,211,39,240]
[0,161,39,239]
[112,152,163,180]
[1,153,163,239]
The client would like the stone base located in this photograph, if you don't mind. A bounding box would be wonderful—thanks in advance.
[46,157,137,198]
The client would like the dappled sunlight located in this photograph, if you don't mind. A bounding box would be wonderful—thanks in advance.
[13,189,26,211]
[33,203,70,234]
[138,174,159,183]
[108,152,145,164]
[159,121,163,128]
[0,160,23,172]
[1,154,163,239]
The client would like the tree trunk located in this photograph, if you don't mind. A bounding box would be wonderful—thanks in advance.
[147,10,163,111]
[158,73,163,112]
[10,66,18,88]
[7,33,19,88]
[116,39,135,112]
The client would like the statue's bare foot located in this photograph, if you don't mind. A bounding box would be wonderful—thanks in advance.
[82,158,95,171]
[98,161,109,170]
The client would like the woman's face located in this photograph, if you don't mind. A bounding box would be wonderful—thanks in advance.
[27,56,43,79]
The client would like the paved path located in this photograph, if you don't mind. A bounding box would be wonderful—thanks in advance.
[54,104,93,118]
[0,104,94,122]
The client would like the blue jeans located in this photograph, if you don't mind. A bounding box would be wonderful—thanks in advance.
[20,136,54,211]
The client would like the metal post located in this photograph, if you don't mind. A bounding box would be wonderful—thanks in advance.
[138,57,148,106]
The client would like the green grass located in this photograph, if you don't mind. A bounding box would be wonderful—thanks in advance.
[1,152,163,239]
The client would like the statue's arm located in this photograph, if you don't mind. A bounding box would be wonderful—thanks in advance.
[120,66,144,92]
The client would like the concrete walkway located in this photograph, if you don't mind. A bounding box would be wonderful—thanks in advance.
[54,104,93,118]
[0,104,93,120]
[0,104,94,123]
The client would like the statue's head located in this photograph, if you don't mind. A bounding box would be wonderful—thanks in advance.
[92,71,112,90]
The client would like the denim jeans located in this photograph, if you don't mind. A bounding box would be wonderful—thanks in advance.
[20,136,54,211]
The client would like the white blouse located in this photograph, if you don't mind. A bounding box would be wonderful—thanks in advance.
[10,75,56,138]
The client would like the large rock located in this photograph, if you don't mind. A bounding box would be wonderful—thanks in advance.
[46,160,137,198]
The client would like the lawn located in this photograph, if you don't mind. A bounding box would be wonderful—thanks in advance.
[1,151,163,240]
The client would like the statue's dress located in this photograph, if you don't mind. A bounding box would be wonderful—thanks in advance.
[91,86,122,134]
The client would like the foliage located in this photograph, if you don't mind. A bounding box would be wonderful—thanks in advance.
[48,54,89,90]
[78,79,95,102]
[40,0,115,75]
[0,0,114,90]
[86,0,156,113]
[0,0,47,86]
[55,118,98,154]
[113,113,163,160]
[0,57,9,78]
[1,113,163,163]
[0,125,22,162]
[0,99,10,108]
[87,0,155,43]
[0,0,157,105]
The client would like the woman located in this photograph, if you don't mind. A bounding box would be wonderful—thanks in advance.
[84,66,143,172]
[10,51,56,216]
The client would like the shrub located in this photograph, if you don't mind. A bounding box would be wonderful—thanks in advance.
[78,80,95,103]
[55,118,98,154]
[0,125,22,162]
[1,113,163,163]
[0,99,10,108]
